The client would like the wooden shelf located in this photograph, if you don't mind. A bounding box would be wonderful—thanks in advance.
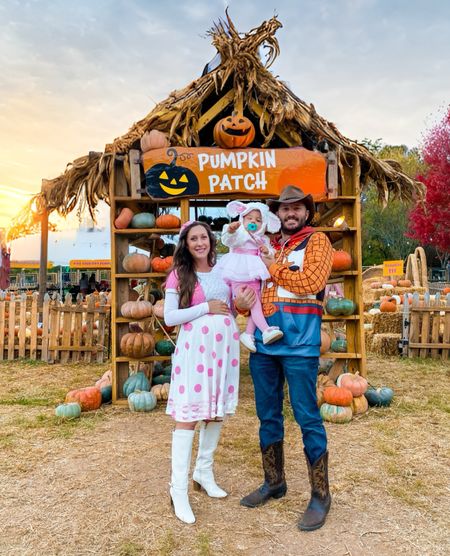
[330,270,358,277]
[115,316,154,323]
[114,228,180,234]
[322,315,360,321]
[116,355,171,362]
[115,273,167,279]
[321,352,362,359]
[313,226,357,233]
[320,195,357,202]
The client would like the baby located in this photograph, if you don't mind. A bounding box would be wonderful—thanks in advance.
[217,201,283,352]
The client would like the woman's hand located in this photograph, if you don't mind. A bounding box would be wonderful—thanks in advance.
[208,299,230,315]
[234,285,256,311]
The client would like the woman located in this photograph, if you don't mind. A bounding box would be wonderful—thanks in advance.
[164,220,254,524]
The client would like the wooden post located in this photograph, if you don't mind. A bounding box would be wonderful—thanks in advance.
[38,181,49,307]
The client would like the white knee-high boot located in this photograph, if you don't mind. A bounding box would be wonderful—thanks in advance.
[192,421,227,498]
[170,429,196,524]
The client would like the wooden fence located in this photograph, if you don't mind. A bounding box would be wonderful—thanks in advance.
[402,292,450,359]
[0,292,110,363]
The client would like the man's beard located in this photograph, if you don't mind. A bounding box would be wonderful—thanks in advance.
[280,216,308,235]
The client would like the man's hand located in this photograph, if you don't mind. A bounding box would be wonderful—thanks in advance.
[227,221,240,233]
[234,285,256,311]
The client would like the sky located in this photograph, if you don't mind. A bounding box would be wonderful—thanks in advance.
[0,0,449,237]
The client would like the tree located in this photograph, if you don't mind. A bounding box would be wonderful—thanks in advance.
[407,107,450,267]
[360,140,424,265]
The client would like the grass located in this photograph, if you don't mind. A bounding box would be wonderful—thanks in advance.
[196,532,213,556]
[116,541,145,556]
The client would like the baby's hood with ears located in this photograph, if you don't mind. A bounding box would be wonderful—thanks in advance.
[225,201,281,234]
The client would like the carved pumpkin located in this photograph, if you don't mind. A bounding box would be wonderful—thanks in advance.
[151,382,170,401]
[120,299,153,320]
[325,297,356,316]
[114,207,134,229]
[213,113,255,148]
[398,279,412,288]
[320,403,353,424]
[55,402,81,419]
[145,148,199,199]
[140,129,169,152]
[351,395,369,415]
[336,372,368,397]
[331,250,352,272]
[151,256,173,272]
[65,386,102,411]
[128,390,157,412]
[320,329,331,354]
[323,386,353,407]
[155,213,181,229]
[120,332,155,358]
[130,212,156,229]
[122,252,151,273]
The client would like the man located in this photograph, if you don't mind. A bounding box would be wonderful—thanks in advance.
[240,185,333,532]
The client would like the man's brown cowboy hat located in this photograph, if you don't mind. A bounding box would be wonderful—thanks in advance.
[267,185,315,224]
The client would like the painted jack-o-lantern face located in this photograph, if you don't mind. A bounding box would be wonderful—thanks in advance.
[145,148,199,199]
[213,113,256,148]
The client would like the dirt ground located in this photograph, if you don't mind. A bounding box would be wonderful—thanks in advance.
[0,355,449,556]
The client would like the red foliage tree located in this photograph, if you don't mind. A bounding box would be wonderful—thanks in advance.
[407,107,450,266]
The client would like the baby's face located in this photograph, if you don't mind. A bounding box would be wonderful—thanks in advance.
[243,210,263,231]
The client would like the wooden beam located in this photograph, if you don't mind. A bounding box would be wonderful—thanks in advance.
[197,89,235,131]
[248,99,298,147]
[38,180,49,308]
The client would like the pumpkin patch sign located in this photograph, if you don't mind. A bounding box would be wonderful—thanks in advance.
[142,146,326,200]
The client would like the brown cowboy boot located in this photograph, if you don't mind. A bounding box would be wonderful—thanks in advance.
[240,440,287,508]
[298,450,331,531]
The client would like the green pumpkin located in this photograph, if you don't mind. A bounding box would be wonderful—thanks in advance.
[130,212,156,229]
[364,386,394,407]
[128,390,157,412]
[55,402,81,420]
[100,385,112,404]
[331,339,348,353]
[318,358,334,373]
[123,371,150,397]
[152,362,165,377]
[155,339,175,356]
[325,297,356,316]
[152,374,171,385]
[320,403,353,424]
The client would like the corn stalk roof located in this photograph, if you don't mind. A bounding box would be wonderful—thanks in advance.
[7,13,423,241]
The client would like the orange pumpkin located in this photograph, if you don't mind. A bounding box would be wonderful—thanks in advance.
[380,299,397,312]
[443,287,450,295]
[153,299,164,318]
[389,279,398,287]
[120,332,155,358]
[323,386,353,407]
[122,252,151,273]
[140,129,169,152]
[331,250,352,272]
[320,329,331,354]
[336,372,368,397]
[398,279,412,288]
[120,299,153,320]
[114,207,134,229]
[65,386,102,411]
[155,214,181,229]
[151,256,173,272]
[213,113,256,148]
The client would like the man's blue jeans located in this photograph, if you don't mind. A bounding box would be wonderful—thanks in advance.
[249,352,327,464]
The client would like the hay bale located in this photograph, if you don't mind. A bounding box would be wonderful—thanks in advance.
[371,333,401,356]
[364,312,374,324]
[365,330,374,352]
[372,312,403,334]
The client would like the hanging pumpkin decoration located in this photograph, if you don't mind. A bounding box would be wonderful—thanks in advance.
[120,298,153,320]
[320,403,353,424]
[122,252,151,273]
[325,297,356,316]
[155,213,181,229]
[145,148,199,199]
[331,250,352,272]
[65,386,102,412]
[151,256,173,273]
[336,372,368,397]
[140,129,169,152]
[120,332,155,358]
[213,112,256,148]
[114,207,134,229]
[323,386,353,407]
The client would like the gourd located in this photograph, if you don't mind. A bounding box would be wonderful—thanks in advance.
[95,369,112,389]
[122,252,151,273]
[65,386,102,411]
[351,395,369,415]
[320,329,331,354]
[213,113,256,148]
[151,383,170,401]
[331,338,347,353]
[114,208,134,229]
[323,386,353,407]
[364,386,394,407]
[336,372,368,397]
[155,214,181,229]
[120,332,155,358]
[55,402,81,419]
[128,390,157,412]
[368,308,381,315]
[151,256,173,272]
[140,129,169,152]
[120,299,153,320]
[331,250,352,272]
[130,213,156,229]
[155,339,175,356]
[325,297,356,316]
[320,403,353,424]
[398,279,412,288]
[123,371,151,397]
